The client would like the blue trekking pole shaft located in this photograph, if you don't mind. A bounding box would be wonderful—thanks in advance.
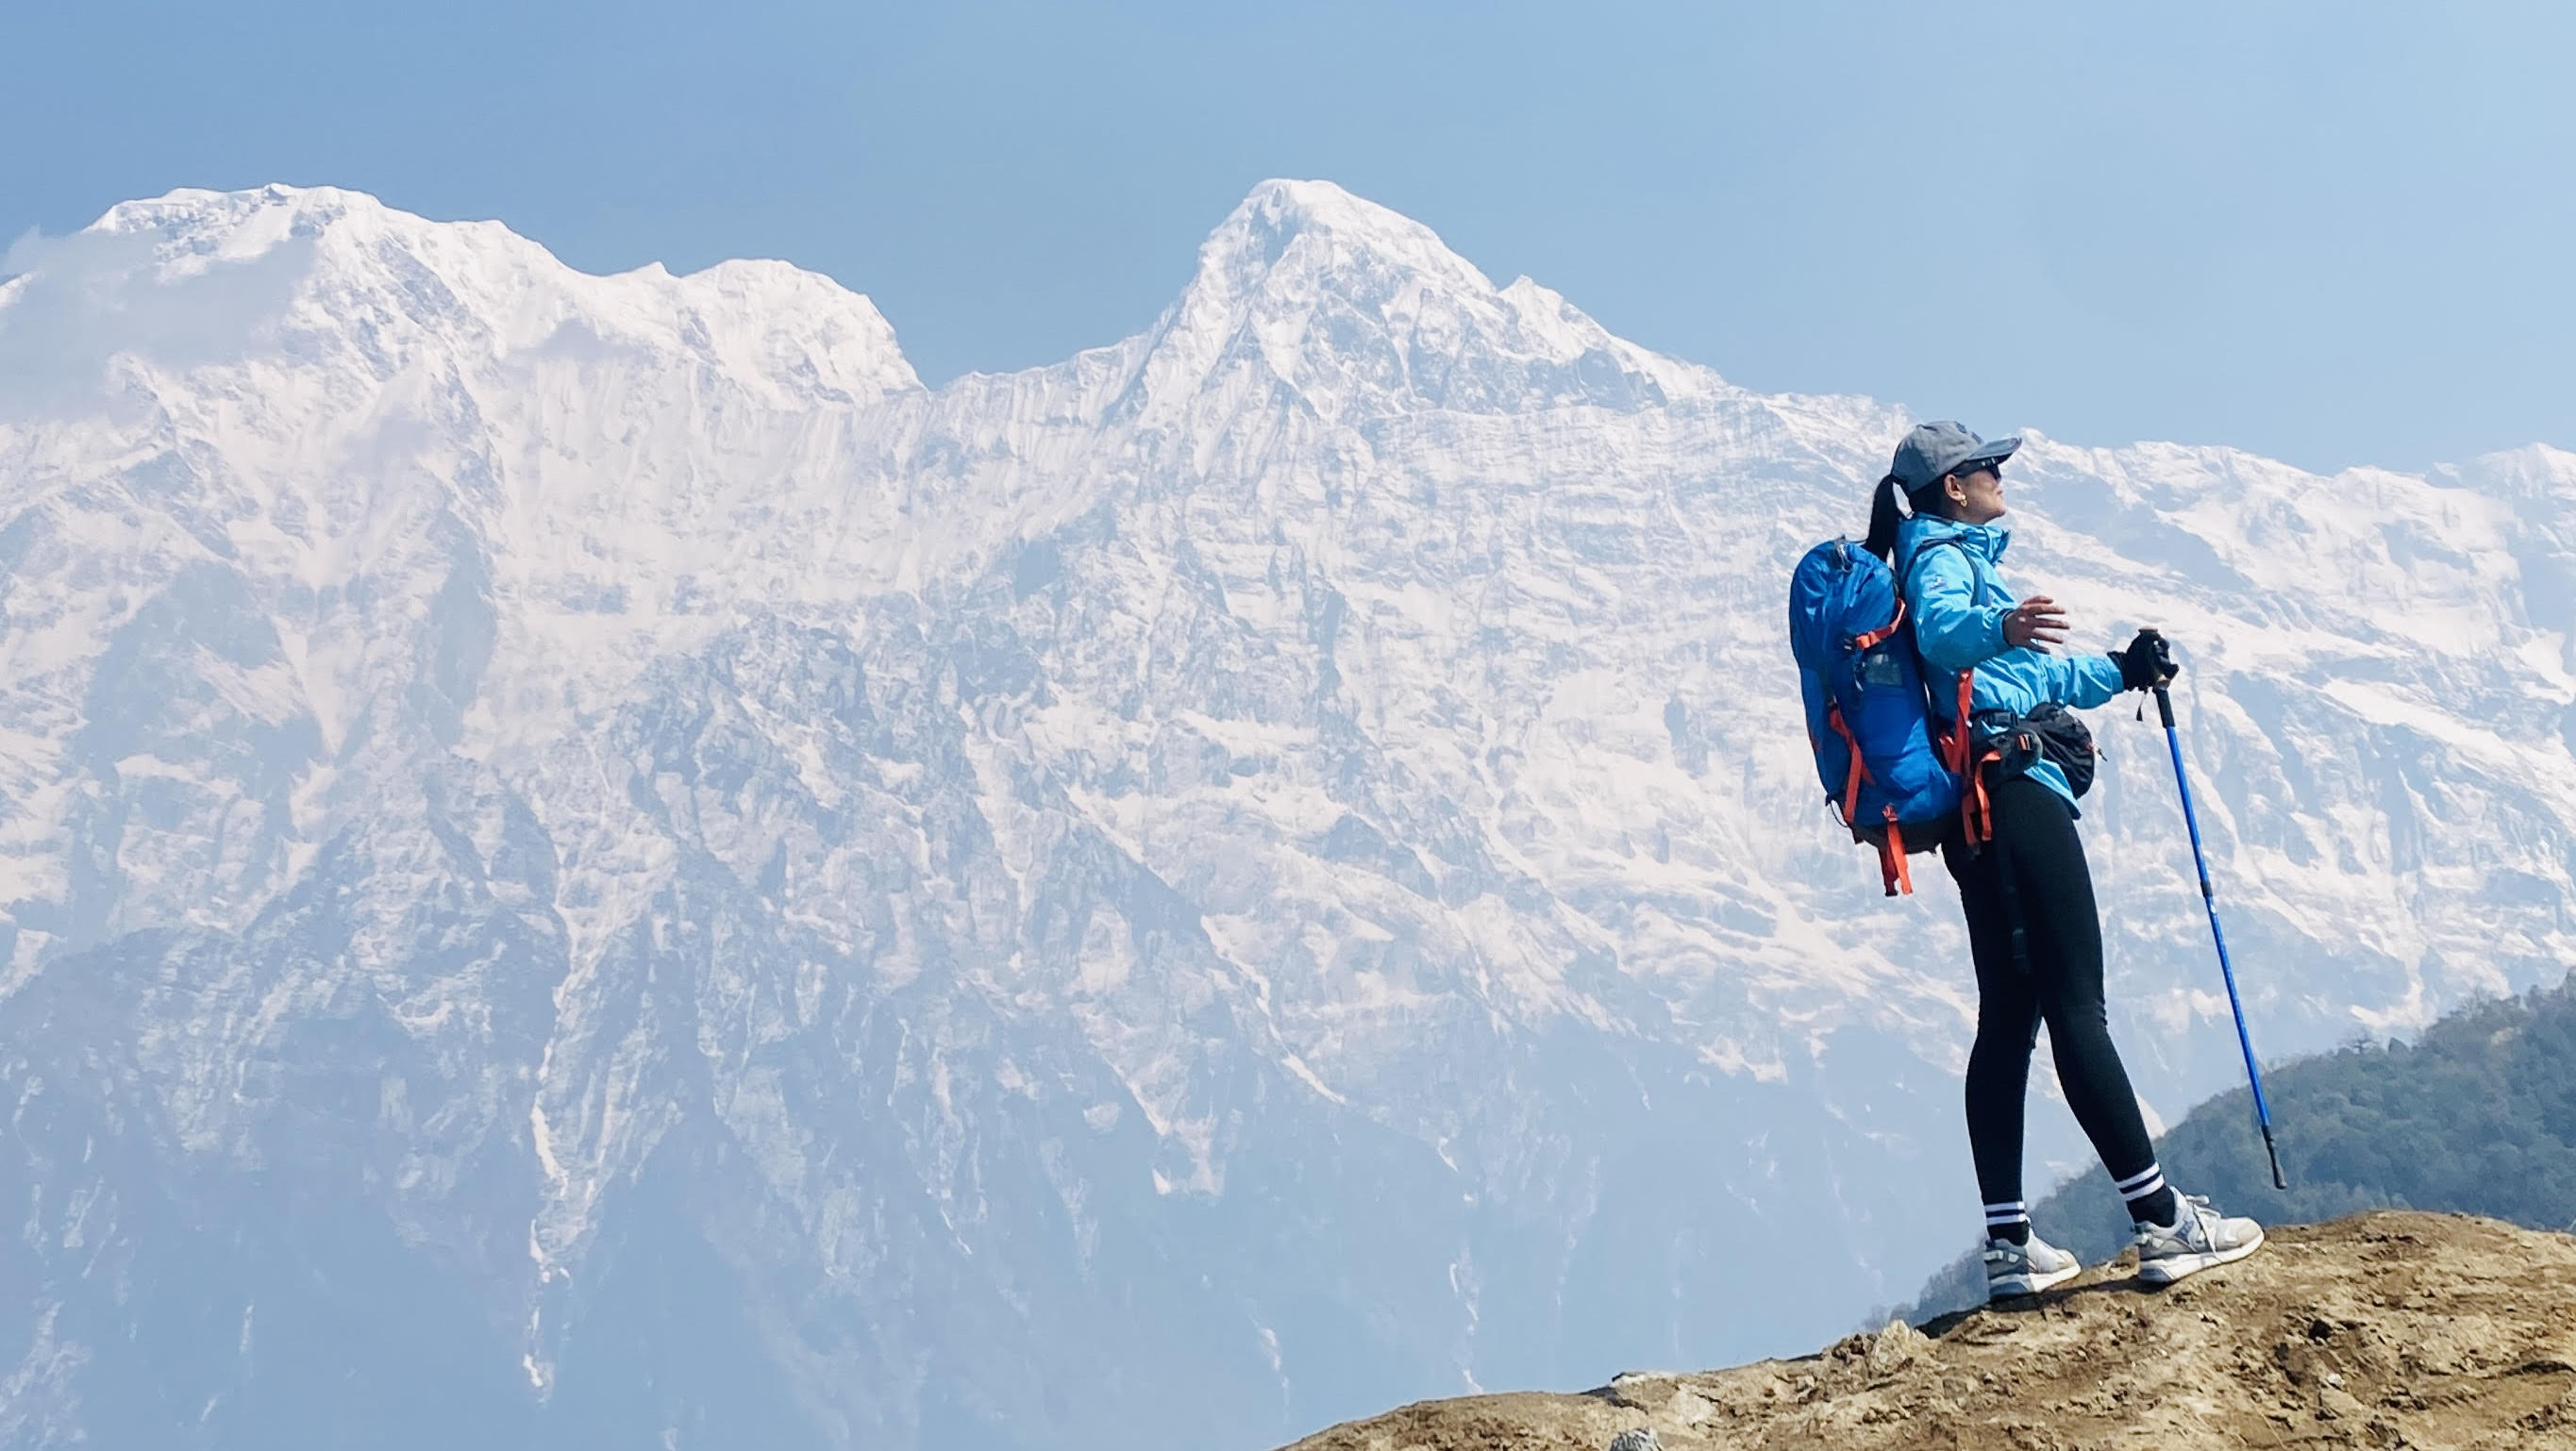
[2153,682,2288,1191]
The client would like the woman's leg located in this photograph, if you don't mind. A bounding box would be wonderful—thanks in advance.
[1984,776,2179,1226]
[1944,826,2044,1240]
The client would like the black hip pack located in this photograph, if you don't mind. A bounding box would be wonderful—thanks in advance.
[1968,702,2099,798]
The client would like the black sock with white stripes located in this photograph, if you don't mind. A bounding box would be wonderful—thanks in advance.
[2116,1162,2179,1227]
[1983,1200,2032,1245]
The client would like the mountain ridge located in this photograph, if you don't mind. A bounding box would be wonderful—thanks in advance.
[4,178,2575,1449]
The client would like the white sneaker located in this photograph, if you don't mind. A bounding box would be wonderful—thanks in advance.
[1983,1231,2081,1299]
[2134,1193,2266,1286]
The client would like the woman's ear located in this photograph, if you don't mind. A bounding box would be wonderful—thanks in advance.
[1944,473,1970,509]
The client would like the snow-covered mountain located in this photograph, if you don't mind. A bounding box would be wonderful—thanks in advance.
[4,180,2572,1450]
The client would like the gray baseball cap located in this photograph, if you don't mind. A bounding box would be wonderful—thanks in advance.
[1889,421,2019,492]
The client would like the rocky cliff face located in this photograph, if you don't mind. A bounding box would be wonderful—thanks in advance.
[4,181,2575,1450]
[1286,1212,2576,1450]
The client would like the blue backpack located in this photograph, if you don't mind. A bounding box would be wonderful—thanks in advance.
[1786,538,1962,894]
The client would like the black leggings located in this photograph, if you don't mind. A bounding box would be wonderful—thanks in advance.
[1942,775,2158,1209]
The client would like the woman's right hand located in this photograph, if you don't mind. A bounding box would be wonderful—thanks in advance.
[2003,595,2069,651]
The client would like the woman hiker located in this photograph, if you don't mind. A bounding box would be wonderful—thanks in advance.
[1863,420,2267,1299]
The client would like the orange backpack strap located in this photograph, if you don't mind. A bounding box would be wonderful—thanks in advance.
[1947,668,1976,771]
[1835,701,1918,895]
[1826,701,1871,823]
[1850,599,1906,653]
[1933,666,1993,847]
[1879,808,1914,896]
[1961,751,1996,847]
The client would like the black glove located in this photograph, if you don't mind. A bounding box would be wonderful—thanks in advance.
[2114,628,2178,692]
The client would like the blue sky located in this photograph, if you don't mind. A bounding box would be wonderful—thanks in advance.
[6,0,2570,473]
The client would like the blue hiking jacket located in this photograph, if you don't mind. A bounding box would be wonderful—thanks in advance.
[1895,515,2126,809]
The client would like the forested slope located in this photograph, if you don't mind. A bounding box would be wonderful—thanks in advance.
[1905,979,2576,1319]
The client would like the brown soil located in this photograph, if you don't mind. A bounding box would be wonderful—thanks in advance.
[1280,1212,2576,1451]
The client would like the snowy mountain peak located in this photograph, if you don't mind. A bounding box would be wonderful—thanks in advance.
[4,184,918,421]
[1127,177,1715,423]
[1207,177,1485,294]
[89,181,377,247]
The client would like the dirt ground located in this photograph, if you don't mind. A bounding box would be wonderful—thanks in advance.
[1280,1212,2576,1451]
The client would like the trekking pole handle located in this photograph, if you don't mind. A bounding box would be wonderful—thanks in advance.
[2139,628,2179,726]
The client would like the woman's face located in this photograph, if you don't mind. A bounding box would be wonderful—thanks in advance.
[1946,465,2007,525]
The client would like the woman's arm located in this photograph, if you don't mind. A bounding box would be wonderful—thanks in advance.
[1911,546,2127,708]
[2037,650,2129,710]
[1907,546,2012,674]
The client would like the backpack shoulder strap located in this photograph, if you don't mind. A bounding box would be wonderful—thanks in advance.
[1898,536,1981,609]
[1899,535,1994,846]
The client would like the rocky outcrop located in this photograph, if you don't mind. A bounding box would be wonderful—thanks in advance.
[1284,1212,2576,1450]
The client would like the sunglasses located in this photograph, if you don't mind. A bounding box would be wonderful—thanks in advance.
[1949,461,2003,484]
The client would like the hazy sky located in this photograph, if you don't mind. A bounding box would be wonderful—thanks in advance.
[7,1,2571,474]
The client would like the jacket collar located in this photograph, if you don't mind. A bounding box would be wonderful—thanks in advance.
[1897,513,2012,569]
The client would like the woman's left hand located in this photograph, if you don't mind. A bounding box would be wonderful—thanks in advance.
[2115,629,2179,690]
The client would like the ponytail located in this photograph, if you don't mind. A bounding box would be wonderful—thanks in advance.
[1863,473,1907,565]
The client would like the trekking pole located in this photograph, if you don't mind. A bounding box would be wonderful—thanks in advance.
[2149,662,2289,1192]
